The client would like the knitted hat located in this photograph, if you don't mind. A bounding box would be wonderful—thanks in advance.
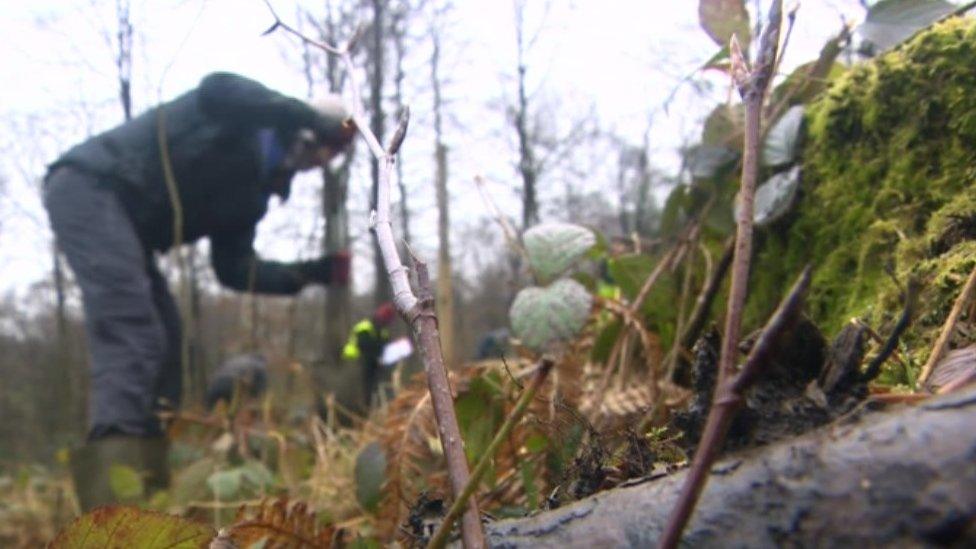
[310,94,356,147]
[374,302,396,326]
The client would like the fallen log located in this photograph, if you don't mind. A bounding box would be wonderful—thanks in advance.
[486,385,976,548]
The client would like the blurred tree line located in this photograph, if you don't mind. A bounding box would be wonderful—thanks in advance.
[0,0,687,466]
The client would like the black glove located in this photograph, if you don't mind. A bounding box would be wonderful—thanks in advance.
[298,252,350,286]
[298,257,333,286]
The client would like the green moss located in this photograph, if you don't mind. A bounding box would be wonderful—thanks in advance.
[751,18,976,377]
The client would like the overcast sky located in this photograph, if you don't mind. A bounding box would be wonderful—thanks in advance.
[0,0,867,302]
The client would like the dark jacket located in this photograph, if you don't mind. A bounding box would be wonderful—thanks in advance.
[49,72,346,295]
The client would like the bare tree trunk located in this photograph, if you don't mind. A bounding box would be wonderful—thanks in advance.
[309,1,355,367]
[633,130,652,235]
[514,0,538,230]
[368,0,393,306]
[391,5,412,247]
[115,0,133,121]
[322,160,353,363]
[430,21,455,367]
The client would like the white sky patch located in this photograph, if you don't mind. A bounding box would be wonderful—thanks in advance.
[0,0,869,303]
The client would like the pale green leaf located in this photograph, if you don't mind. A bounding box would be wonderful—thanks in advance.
[523,223,597,284]
[207,469,242,500]
[762,105,805,167]
[858,0,954,53]
[685,144,738,180]
[354,442,387,512]
[735,166,802,226]
[699,0,751,48]
[510,279,592,353]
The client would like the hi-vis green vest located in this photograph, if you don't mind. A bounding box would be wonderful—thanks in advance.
[342,319,389,360]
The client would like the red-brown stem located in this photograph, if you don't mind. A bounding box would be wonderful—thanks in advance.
[408,252,485,549]
[658,266,810,549]
[659,4,783,546]
[717,97,761,385]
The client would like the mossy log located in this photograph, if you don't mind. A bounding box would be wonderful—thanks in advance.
[484,385,976,548]
[748,18,976,386]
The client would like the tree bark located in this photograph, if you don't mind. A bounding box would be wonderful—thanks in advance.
[391,4,412,248]
[485,386,976,548]
[368,0,393,306]
[430,21,455,368]
[513,0,538,230]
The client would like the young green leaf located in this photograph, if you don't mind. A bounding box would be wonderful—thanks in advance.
[523,223,597,284]
[510,279,593,353]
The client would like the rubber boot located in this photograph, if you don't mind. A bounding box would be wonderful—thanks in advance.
[69,436,170,512]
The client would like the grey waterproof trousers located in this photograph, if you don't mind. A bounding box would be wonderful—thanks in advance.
[44,167,181,439]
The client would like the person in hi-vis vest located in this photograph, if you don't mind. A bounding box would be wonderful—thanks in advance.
[343,302,396,407]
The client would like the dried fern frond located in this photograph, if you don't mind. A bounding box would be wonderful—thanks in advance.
[213,498,336,549]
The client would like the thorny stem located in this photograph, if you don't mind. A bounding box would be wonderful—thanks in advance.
[658,3,784,547]
[658,266,811,549]
[426,359,555,549]
[262,6,484,547]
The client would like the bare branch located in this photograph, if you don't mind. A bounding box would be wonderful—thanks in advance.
[261,6,484,547]
[427,359,555,549]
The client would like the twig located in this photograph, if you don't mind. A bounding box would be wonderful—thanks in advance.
[632,224,698,312]
[405,249,486,549]
[657,265,811,549]
[861,280,917,382]
[667,236,735,383]
[659,4,785,547]
[852,318,906,366]
[474,174,528,261]
[262,8,484,547]
[426,359,555,549]
[918,262,976,388]
[717,0,782,391]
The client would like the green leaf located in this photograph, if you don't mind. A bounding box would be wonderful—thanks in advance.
[607,254,654,302]
[762,105,805,167]
[239,461,275,490]
[702,104,743,148]
[354,442,387,513]
[699,0,751,48]
[524,433,549,454]
[510,279,593,353]
[700,45,731,73]
[590,318,623,363]
[685,144,738,181]
[108,464,144,501]
[770,34,846,107]
[207,469,242,500]
[858,0,954,53]
[523,223,597,284]
[49,506,214,548]
[735,166,802,226]
[455,374,504,478]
